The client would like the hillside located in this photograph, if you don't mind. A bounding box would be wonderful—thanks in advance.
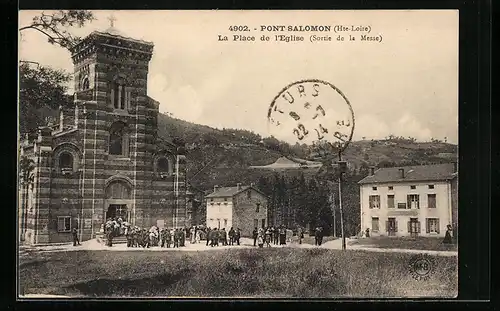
[156,113,458,191]
[33,108,458,192]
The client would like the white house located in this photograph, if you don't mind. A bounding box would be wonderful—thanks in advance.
[358,163,458,237]
[205,183,268,237]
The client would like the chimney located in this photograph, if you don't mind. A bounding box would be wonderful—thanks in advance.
[213,185,219,192]
[369,167,375,176]
[237,183,242,190]
[399,168,405,178]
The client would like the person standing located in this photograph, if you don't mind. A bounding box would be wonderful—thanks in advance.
[257,228,264,248]
[365,228,370,238]
[173,229,179,248]
[297,227,303,245]
[317,227,324,246]
[210,228,217,247]
[190,226,196,244]
[443,224,453,244]
[273,227,279,245]
[195,226,201,243]
[206,227,211,246]
[265,228,272,247]
[235,228,241,245]
[229,227,235,246]
[279,226,286,245]
[72,227,80,246]
[181,228,186,247]
[222,228,228,246]
[252,227,258,246]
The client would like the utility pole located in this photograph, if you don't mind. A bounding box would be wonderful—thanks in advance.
[337,150,346,250]
[331,190,336,238]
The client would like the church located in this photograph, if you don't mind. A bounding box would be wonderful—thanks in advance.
[18,22,199,245]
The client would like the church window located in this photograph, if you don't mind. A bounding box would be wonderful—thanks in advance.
[158,157,170,173]
[106,181,131,199]
[59,152,73,170]
[109,122,129,157]
[81,76,90,90]
[110,77,130,111]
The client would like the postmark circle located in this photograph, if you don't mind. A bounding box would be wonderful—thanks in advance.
[267,79,355,154]
[408,254,436,280]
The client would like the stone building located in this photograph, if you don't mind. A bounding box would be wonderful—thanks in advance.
[18,25,194,245]
[358,163,458,237]
[205,183,268,237]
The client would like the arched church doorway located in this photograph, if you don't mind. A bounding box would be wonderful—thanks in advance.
[105,180,133,223]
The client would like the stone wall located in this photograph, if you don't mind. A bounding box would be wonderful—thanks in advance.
[233,188,268,237]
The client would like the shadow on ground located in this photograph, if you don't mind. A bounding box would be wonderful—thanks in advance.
[66,267,195,297]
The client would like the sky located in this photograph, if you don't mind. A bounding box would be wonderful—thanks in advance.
[19,10,459,144]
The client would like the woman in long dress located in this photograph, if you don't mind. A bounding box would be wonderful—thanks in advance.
[443,225,453,244]
[279,226,286,245]
[265,228,272,247]
[195,227,201,243]
[257,228,264,248]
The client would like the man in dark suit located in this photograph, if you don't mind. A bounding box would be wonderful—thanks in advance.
[206,227,211,246]
[252,227,258,246]
[72,227,80,246]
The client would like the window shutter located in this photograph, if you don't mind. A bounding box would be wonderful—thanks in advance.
[407,221,411,233]
[417,221,421,233]
[436,219,440,234]
[58,218,64,231]
[395,221,398,232]
[426,219,430,233]
[407,195,411,209]
[416,195,420,209]
[385,220,389,232]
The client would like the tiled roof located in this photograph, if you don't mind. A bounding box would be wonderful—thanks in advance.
[358,163,458,185]
[206,185,269,199]
[205,186,250,198]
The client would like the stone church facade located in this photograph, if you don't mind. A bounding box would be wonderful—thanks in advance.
[18,26,196,245]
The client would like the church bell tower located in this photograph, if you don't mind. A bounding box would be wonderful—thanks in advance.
[69,16,159,234]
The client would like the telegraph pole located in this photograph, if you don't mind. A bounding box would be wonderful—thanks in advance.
[337,150,346,250]
[328,180,336,238]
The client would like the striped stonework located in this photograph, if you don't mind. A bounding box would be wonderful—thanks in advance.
[19,29,190,245]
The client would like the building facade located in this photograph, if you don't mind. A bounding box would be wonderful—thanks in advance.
[18,26,192,245]
[205,184,268,237]
[358,163,458,237]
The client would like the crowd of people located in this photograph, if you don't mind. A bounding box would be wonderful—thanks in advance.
[102,217,204,248]
[252,225,302,248]
[99,217,325,249]
[204,227,241,247]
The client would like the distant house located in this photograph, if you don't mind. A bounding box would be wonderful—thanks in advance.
[358,163,458,237]
[249,156,322,170]
[205,183,268,237]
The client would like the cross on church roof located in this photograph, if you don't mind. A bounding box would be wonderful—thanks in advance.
[107,14,117,27]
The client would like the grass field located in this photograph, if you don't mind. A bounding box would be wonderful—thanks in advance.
[347,237,458,252]
[19,248,457,298]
